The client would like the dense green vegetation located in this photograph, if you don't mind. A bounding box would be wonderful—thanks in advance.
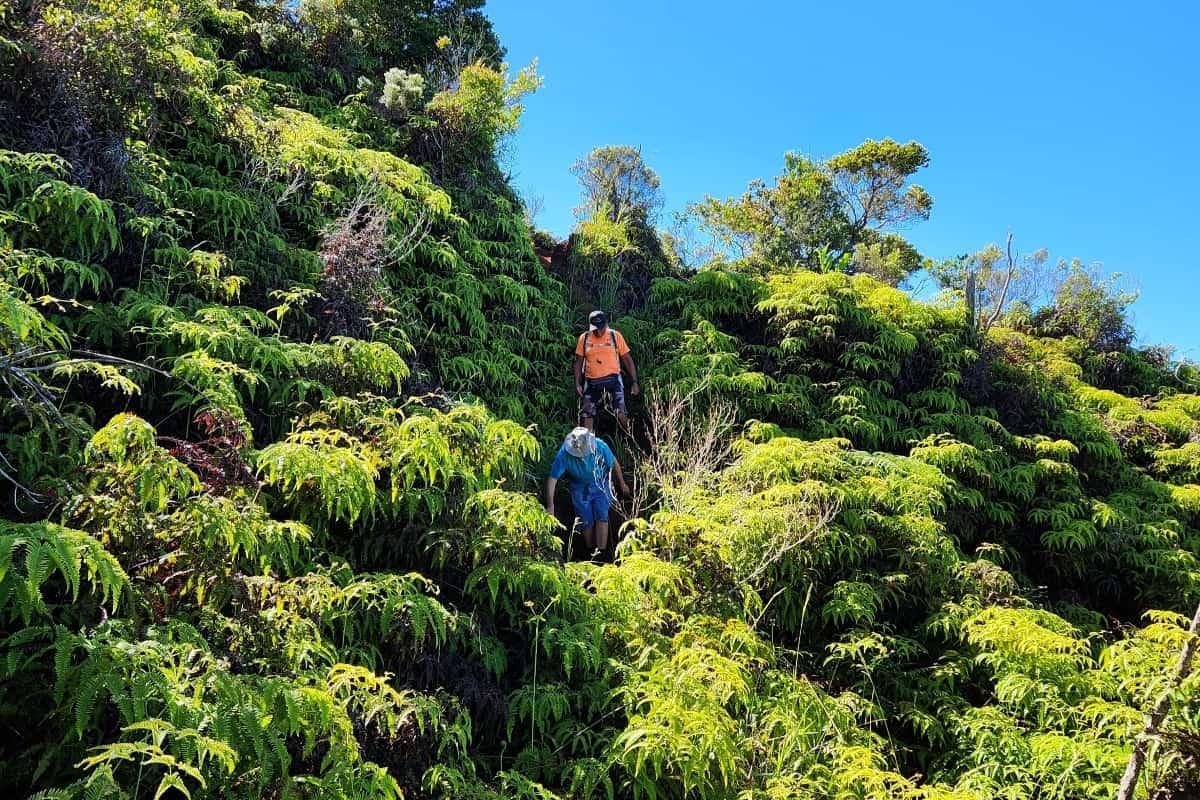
[2,1,1199,798]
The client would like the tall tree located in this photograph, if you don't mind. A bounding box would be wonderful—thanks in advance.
[570,145,663,225]
[827,137,932,240]
[564,146,670,314]
[692,138,932,282]
[296,0,502,83]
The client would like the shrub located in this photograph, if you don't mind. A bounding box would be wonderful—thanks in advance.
[379,67,425,118]
[318,191,394,338]
[1033,260,1137,353]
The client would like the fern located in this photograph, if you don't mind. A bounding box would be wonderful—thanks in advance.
[0,521,128,623]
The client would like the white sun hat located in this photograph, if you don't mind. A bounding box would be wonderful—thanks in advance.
[564,426,594,458]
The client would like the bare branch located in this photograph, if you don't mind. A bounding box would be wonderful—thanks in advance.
[738,488,840,587]
[623,375,738,520]
[982,232,1017,332]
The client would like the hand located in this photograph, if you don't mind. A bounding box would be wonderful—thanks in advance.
[619,480,631,497]
[575,383,584,397]
[545,503,555,516]
[629,381,640,397]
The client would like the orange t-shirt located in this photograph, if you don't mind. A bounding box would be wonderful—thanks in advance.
[576,329,630,380]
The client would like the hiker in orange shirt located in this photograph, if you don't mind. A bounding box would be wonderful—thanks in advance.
[575,310,639,432]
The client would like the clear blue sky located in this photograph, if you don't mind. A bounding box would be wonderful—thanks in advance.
[486,0,1200,358]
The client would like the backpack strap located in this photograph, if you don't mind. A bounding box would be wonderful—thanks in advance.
[582,330,617,357]
[613,331,624,389]
[580,332,589,392]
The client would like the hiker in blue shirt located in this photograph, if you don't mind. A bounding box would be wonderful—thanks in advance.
[545,427,630,558]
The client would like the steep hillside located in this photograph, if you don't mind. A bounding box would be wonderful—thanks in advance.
[2,2,1199,800]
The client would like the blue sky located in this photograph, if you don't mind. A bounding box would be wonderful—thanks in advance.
[486,0,1200,358]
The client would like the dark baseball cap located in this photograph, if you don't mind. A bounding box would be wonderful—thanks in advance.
[588,310,607,331]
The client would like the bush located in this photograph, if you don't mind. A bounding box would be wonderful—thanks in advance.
[318,191,394,338]
[379,67,425,118]
[424,60,541,164]
[1033,260,1137,353]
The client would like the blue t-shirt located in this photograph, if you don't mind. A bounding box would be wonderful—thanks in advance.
[549,439,615,491]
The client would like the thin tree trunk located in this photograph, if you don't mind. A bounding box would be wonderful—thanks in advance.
[965,271,977,328]
[1116,601,1200,800]
[982,232,1016,332]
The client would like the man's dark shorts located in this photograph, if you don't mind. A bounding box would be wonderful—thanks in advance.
[580,374,626,418]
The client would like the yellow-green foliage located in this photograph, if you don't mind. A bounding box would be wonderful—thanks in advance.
[258,396,539,530]
[616,255,1200,798]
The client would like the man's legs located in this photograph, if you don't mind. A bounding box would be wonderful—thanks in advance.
[594,520,608,551]
[580,388,597,433]
[570,484,599,559]
[591,491,612,558]
[580,523,596,552]
[583,377,630,434]
[612,382,630,433]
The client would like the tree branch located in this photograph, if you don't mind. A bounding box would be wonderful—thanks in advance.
[982,232,1017,332]
[1117,601,1200,800]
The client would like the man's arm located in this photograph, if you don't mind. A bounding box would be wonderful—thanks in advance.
[612,461,630,495]
[620,352,639,396]
[574,356,585,396]
[547,448,568,515]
